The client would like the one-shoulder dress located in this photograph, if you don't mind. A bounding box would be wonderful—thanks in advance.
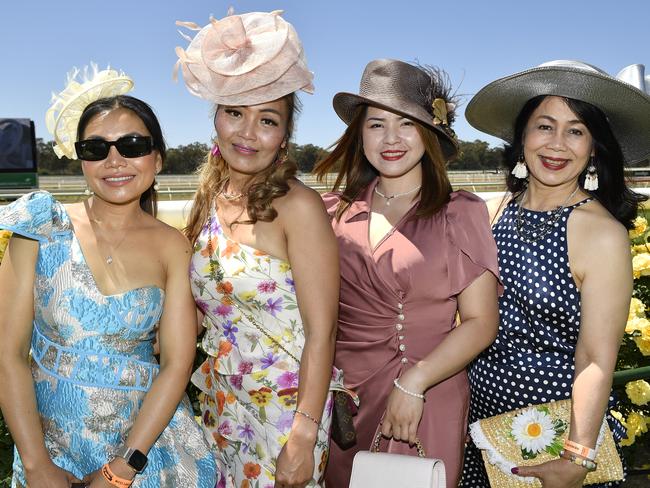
[323,181,502,488]
[190,205,344,488]
[0,191,217,488]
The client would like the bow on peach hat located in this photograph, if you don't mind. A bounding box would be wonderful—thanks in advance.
[174,9,314,105]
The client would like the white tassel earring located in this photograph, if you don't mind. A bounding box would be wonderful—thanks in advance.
[512,155,528,179]
[584,159,599,191]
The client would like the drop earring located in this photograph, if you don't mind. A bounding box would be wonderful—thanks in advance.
[153,180,160,191]
[211,142,221,157]
[512,154,528,179]
[584,158,599,191]
[84,186,92,196]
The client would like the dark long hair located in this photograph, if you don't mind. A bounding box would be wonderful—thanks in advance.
[314,104,452,220]
[504,95,645,229]
[77,95,167,217]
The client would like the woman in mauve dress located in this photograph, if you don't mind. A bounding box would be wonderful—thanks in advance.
[314,58,502,487]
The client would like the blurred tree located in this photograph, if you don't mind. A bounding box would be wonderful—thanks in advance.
[162,142,209,174]
[36,139,76,175]
[290,143,330,173]
[450,139,504,171]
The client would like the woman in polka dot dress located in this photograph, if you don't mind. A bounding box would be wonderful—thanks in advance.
[461,61,650,488]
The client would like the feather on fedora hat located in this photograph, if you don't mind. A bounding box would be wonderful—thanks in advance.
[333,59,459,160]
[466,60,650,164]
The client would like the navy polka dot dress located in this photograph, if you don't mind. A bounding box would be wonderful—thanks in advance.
[461,198,624,487]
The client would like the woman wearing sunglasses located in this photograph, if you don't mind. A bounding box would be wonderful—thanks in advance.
[176,10,341,488]
[0,66,217,487]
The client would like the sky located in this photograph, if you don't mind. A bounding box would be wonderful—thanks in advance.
[2,0,649,151]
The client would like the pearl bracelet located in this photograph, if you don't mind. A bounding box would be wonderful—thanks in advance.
[560,449,597,472]
[393,378,425,400]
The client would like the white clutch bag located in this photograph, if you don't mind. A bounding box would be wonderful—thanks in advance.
[349,432,446,488]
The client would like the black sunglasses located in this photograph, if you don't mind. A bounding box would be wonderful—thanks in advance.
[74,136,154,161]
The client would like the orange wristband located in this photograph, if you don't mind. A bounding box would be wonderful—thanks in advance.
[563,439,596,460]
[101,463,133,487]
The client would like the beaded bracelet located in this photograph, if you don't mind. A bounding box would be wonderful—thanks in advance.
[563,439,597,461]
[295,409,320,425]
[393,378,425,400]
[101,463,134,487]
[560,449,597,472]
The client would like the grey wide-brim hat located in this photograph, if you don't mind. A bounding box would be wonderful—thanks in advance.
[333,59,459,160]
[466,60,650,164]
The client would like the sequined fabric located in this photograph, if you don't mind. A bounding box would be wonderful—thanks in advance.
[1,192,217,488]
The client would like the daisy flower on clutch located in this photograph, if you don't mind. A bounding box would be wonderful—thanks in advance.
[511,407,566,458]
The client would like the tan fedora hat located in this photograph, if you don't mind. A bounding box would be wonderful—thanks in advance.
[333,59,459,160]
[466,60,650,164]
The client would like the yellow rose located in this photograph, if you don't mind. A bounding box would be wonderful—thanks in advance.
[631,244,650,256]
[626,316,650,334]
[629,216,648,239]
[634,325,650,355]
[627,411,649,439]
[625,380,650,406]
[628,297,646,321]
[632,253,650,278]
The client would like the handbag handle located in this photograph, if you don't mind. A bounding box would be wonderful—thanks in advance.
[371,428,426,458]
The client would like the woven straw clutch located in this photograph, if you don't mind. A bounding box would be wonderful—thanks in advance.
[469,399,623,487]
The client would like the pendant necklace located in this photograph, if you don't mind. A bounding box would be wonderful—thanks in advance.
[87,206,129,265]
[515,186,580,244]
[374,184,422,206]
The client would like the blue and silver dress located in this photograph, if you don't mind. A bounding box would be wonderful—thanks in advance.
[0,191,217,488]
[461,198,624,487]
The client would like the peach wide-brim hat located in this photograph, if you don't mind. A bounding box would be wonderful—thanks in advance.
[174,10,314,105]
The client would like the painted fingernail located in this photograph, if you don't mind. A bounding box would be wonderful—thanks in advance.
[511,467,519,474]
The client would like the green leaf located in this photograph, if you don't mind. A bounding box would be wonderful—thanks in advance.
[520,447,537,460]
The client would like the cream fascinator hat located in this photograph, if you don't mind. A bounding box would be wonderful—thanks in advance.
[466,60,650,164]
[333,59,459,160]
[174,9,314,105]
[45,63,134,159]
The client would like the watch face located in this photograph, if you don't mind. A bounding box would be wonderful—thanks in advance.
[128,449,148,472]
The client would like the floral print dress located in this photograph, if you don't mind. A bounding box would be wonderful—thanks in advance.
[190,207,338,488]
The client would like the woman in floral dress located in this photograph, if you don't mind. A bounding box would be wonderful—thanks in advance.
[175,10,340,488]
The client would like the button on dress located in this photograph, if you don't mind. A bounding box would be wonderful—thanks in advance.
[322,180,501,488]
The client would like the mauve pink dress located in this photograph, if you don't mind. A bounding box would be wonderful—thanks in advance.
[323,180,501,488]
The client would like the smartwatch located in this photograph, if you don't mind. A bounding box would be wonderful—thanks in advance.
[115,446,148,473]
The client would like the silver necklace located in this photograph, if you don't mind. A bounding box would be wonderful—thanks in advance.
[373,184,422,206]
[89,219,128,265]
[515,186,580,243]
